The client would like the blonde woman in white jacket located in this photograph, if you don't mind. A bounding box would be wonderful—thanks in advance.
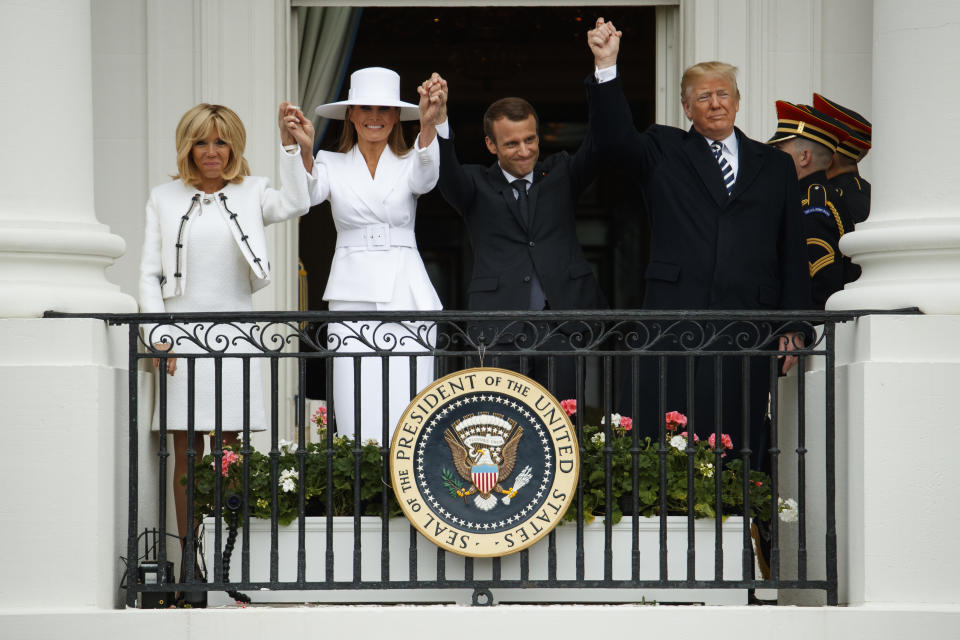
[139,102,312,552]
[306,68,445,444]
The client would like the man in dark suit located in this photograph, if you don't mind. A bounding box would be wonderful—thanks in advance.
[586,19,811,468]
[426,74,606,400]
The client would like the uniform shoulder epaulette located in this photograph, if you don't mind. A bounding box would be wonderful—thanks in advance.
[802,182,845,236]
[804,182,829,208]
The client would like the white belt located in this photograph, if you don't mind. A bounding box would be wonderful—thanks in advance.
[335,223,417,251]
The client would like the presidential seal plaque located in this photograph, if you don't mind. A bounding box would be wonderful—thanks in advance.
[390,368,579,558]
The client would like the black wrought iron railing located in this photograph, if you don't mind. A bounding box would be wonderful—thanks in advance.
[50,309,863,607]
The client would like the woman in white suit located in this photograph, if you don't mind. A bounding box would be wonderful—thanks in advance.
[305,68,444,444]
[139,102,313,552]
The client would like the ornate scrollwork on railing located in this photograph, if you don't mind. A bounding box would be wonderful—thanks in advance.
[134,312,828,358]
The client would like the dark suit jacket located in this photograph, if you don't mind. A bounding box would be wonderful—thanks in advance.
[587,76,811,312]
[437,128,606,311]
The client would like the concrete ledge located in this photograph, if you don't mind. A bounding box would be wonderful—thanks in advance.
[1,604,959,640]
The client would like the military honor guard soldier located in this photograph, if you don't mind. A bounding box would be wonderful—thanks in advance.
[767,101,859,308]
[813,93,872,225]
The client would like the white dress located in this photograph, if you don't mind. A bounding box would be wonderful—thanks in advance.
[153,198,267,432]
[139,148,311,432]
[309,137,442,444]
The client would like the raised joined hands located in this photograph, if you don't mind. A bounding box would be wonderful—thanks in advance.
[278,102,314,151]
[587,17,622,69]
[418,72,448,127]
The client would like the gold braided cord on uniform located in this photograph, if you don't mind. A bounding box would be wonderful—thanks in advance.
[827,200,845,236]
[807,238,835,276]
[802,188,846,236]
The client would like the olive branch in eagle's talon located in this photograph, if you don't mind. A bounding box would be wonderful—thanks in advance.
[442,467,469,499]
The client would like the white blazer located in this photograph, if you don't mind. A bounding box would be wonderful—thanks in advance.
[139,146,310,314]
[308,136,440,304]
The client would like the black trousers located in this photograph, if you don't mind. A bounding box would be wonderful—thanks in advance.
[468,325,578,404]
[616,321,781,473]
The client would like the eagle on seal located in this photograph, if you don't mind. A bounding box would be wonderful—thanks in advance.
[444,424,524,511]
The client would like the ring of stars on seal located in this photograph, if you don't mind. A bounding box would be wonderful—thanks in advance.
[390,368,579,558]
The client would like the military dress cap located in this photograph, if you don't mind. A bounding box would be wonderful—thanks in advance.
[798,104,871,160]
[812,93,871,140]
[767,100,840,151]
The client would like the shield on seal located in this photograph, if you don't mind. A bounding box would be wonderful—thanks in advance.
[472,463,498,494]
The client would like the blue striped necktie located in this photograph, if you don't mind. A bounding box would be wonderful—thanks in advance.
[711,141,735,196]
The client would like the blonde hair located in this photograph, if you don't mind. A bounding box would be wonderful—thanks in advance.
[680,61,740,105]
[175,104,250,189]
[337,106,409,155]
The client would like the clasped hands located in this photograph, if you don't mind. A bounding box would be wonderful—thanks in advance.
[587,17,622,69]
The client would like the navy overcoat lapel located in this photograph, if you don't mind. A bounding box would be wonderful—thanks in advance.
[729,128,763,201]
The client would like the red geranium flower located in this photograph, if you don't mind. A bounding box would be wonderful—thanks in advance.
[665,410,687,432]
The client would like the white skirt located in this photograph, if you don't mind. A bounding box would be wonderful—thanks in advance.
[327,300,436,445]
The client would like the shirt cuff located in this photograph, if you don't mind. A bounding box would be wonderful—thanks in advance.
[282,143,300,155]
[595,65,617,84]
[436,119,450,139]
[413,132,437,152]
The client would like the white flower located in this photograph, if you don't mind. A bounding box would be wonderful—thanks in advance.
[600,413,622,427]
[698,462,714,478]
[778,497,799,523]
[669,435,687,451]
[591,432,605,445]
[279,467,298,493]
[278,438,297,453]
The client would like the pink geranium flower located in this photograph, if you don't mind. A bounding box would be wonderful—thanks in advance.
[312,405,328,429]
[664,411,687,432]
[679,430,699,442]
[216,450,239,477]
[620,416,633,431]
[708,433,734,451]
[560,399,577,416]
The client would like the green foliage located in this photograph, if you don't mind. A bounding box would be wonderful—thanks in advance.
[569,423,774,526]
[188,420,775,528]
[441,467,464,497]
[187,428,400,526]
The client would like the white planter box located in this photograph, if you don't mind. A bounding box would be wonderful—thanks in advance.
[202,515,748,606]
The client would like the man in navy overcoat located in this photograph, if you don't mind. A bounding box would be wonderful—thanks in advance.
[586,19,811,469]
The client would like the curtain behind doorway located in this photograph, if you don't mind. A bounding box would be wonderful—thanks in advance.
[296,6,362,154]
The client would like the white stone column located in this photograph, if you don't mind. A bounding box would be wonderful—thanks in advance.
[0,0,135,316]
[816,0,960,609]
[0,0,138,611]
[828,1,960,313]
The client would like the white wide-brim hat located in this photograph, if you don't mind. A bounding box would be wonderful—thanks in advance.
[314,67,419,121]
